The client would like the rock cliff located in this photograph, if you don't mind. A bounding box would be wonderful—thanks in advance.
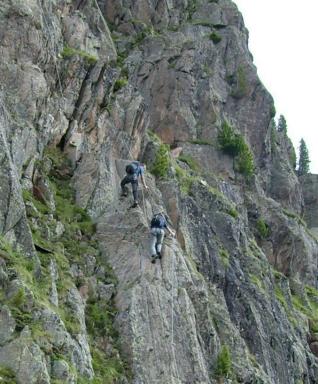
[0,0,318,383]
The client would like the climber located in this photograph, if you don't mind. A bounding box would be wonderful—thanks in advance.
[150,211,175,263]
[120,161,148,208]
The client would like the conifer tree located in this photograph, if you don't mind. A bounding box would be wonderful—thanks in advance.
[297,138,310,176]
[277,115,287,133]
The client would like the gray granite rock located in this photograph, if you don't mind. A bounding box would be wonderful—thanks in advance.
[0,306,16,346]
[51,359,74,383]
[0,327,50,384]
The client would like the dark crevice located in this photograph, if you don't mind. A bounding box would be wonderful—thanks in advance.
[58,65,95,150]
[72,0,88,11]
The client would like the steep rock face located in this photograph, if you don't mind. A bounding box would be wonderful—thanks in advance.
[268,128,302,213]
[95,164,269,383]
[0,0,318,383]
[301,174,318,233]
[0,102,35,256]
[103,0,303,217]
[105,0,271,162]
[102,0,316,283]
[159,179,317,383]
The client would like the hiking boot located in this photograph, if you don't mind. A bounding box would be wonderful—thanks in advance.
[121,192,128,197]
[131,202,139,208]
[151,255,156,264]
[156,252,161,259]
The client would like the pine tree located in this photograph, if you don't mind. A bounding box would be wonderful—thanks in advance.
[297,138,310,176]
[277,115,287,133]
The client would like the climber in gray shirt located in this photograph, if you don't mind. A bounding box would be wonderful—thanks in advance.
[150,212,175,263]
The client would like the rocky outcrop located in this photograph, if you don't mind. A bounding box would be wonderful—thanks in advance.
[0,0,318,383]
[301,174,318,233]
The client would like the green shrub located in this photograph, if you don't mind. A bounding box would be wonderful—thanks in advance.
[10,307,33,332]
[218,121,254,177]
[249,274,264,291]
[22,189,51,215]
[113,78,128,93]
[9,288,25,307]
[231,65,248,98]
[305,286,318,299]
[274,286,288,311]
[218,121,244,156]
[236,144,254,177]
[290,291,318,332]
[0,366,16,384]
[310,320,318,333]
[215,345,232,378]
[130,20,158,47]
[256,218,269,238]
[62,311,82,335]
[209,32,222,44]
[147,129,161,143]
[61,46,97,64]
[86,300,117,339]
[226,207,238,218]
[44,146,72,170]
[175,165,197,195]
[291,294,308,314]
[133,30,148,47]
[91,349,124,384]
[116,52,128,68]
[274,283,318,329]
[219,248,229,267]
[151,144,170,178]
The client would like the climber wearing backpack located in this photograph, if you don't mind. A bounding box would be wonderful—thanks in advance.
[150,211,175,263]
[120,161,148,208]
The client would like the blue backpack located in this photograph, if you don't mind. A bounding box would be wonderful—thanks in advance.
[151,214,166,229]
[126,162,139,175]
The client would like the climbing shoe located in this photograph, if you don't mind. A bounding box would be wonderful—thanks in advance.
[131,202,139,208]
[151,255,156,264]
[121,192,128,197]
[156,252,161,260]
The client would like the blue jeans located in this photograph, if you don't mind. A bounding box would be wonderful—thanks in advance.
[150,228,165,256]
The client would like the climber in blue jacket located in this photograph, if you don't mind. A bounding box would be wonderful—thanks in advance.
[121,161,148,208]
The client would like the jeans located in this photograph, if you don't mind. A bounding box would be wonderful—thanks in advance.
[121,175,138,202]
[150,227,165,256]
